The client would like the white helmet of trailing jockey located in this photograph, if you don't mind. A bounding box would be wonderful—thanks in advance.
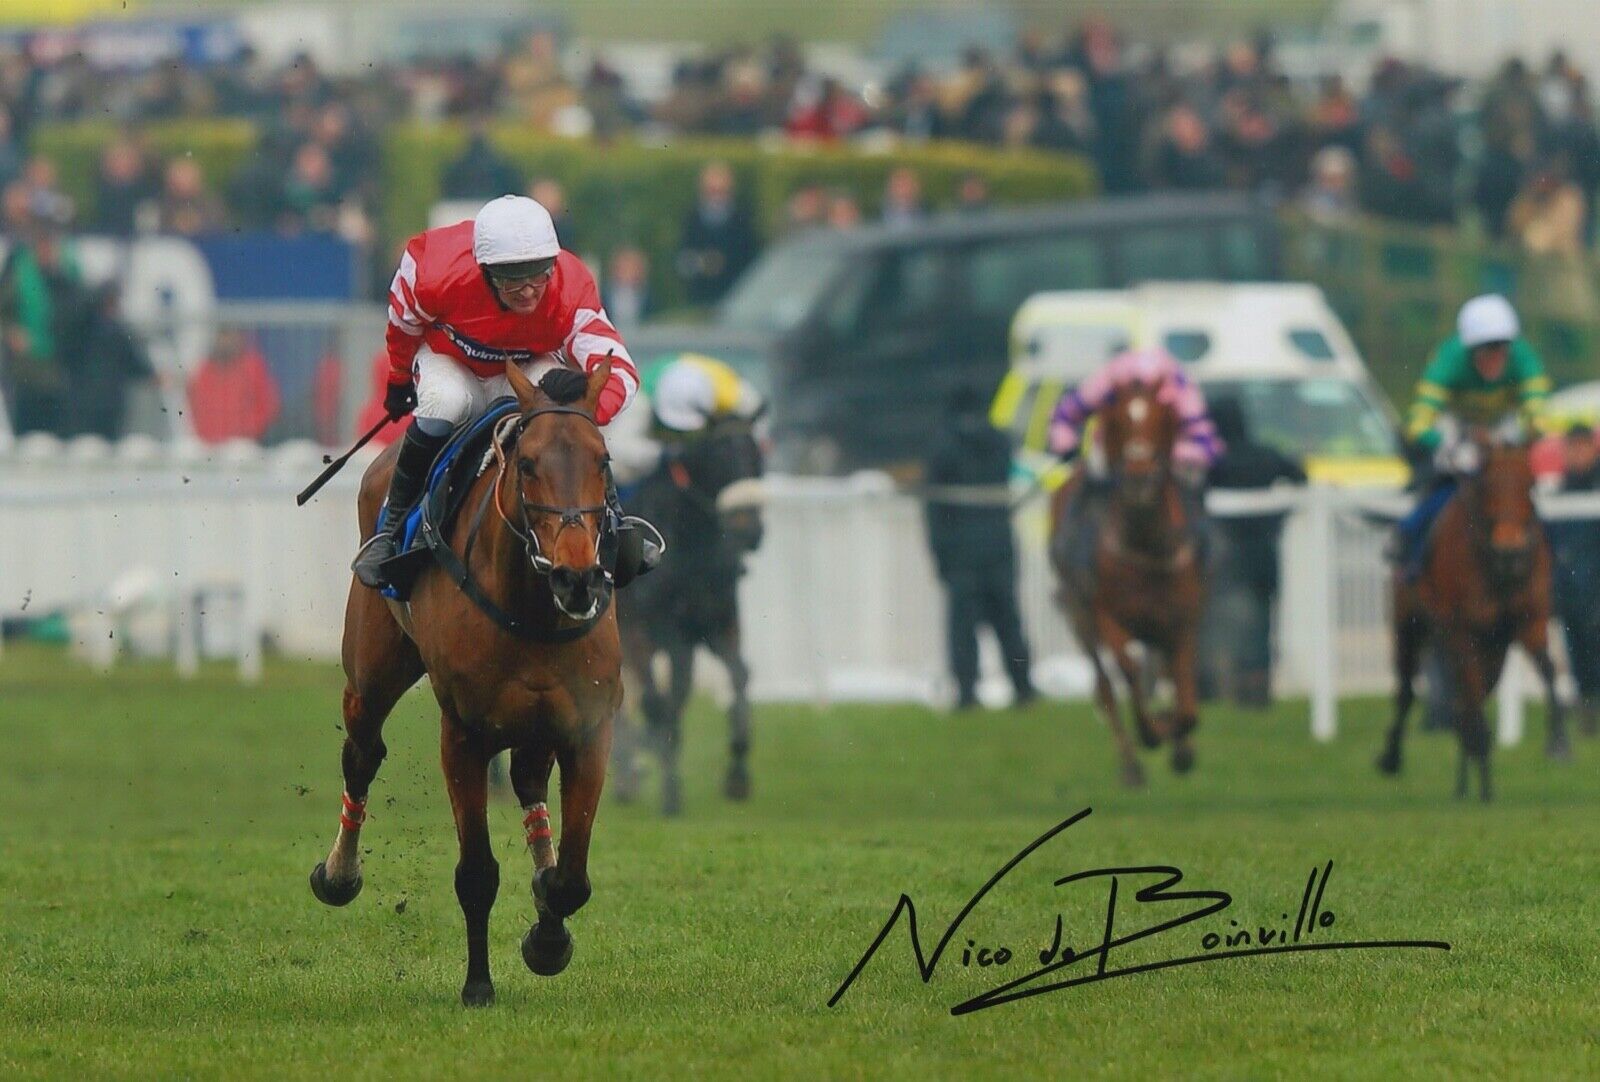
[473,195,560,280]
[651,354,764,434]
[1457,293,1520,349]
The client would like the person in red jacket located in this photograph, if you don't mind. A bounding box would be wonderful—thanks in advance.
[352,194,656,590]
[187,328,281,443]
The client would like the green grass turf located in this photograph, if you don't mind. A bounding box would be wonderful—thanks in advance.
[0,643,1595,1080]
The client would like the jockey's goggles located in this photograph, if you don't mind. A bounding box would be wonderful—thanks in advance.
[484,257,557,288]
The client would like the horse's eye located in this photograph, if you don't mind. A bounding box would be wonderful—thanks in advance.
[518,459,535,477]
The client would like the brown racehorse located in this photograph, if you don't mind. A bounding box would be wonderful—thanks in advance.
[1052,380,1206,787]
[309,360,622,1006]
[1379,429,1569,801]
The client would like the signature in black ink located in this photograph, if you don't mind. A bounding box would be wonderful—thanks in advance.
[829,808,1450,1016]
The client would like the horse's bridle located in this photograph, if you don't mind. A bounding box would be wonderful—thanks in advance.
[491,405,613,581]
[1462,462,1536,588]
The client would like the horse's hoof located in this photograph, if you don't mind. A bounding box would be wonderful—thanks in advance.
[723,765,750,801]
[1375,750,1401,776]
[1171,742,1195,775]
[1119,762,1145,788]
[662,776,682,818]
[522,922,574,977]
[461,980,495,1007]
[1134,724,1162,750]
[309,862,362,907]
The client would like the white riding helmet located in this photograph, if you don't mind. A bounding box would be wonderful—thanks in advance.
[472,195,560,270]
[652,355,763,434]
[1457,294,1520,349]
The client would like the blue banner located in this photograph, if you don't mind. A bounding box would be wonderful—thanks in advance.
[192,233,363,301]
[2,17,245,70]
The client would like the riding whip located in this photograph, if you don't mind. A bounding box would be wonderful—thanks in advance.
[296,414,396,506]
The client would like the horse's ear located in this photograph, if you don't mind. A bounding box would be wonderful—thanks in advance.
[583,357,613,416]
[506,359,544,411]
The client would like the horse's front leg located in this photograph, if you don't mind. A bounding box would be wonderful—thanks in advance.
[311,592,423,908]
[609,620,651,805]
[441,714,497,1006]
[525,724,611,977]
[1166,622,1201,775]
[1379,607,1426,776]
[1445,632,1492,801]
[652,639,694,817]
[708,619,753,801]
[1101,617,1161,750]
[510,740,558,876]
[1518,617,1571,761]
[1082,612,1144,789]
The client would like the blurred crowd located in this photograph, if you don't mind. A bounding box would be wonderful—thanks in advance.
[10,15,1600,445]
[1,19,1600,251]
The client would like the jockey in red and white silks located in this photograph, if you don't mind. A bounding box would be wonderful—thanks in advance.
[353,194,652,590]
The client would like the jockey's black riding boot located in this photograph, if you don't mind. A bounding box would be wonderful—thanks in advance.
[605,468,660,589]
[352,423,448,589]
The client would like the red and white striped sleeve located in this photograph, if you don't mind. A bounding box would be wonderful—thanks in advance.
[560,261,638,425]
[384,235,434,386]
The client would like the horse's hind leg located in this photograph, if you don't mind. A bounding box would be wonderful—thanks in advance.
[312,588,423,907]
[1519,618,1570,761]
[525,726,611,978]
[441,713,497,1006]
[708,621,753,801]
[1378,612,1426,776]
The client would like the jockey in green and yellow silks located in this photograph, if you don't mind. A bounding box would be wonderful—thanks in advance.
[1394,294,1552,575]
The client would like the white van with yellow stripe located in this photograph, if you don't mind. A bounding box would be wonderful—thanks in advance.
[995,282,1407,489]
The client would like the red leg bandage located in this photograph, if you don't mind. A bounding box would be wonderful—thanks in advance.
[340,792,367,832]
[523,804,552,847]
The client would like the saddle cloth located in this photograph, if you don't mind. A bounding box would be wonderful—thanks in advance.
[379,398,521,601]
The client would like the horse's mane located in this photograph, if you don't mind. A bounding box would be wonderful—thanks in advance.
[538,368,588,405]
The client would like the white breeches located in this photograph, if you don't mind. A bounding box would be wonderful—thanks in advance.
[413,347,564,429]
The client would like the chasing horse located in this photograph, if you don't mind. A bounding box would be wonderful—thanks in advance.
[614,354,767,816]
[309,196,658,1005]
[1048,347,1221,787]
[1380,294,1567,800]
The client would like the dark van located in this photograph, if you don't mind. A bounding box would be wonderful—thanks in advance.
[630,192,1282,473]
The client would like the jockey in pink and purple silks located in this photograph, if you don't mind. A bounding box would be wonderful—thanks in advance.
[1046,347,1222,571]
[1047,347,1223,475]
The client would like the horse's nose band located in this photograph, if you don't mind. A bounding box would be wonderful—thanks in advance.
[492,405,616,581]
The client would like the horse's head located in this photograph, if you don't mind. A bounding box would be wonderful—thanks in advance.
[1101,379,1179,510]
[673,413,767,555]
[504,360,614,621]
[1466,427,1538,587]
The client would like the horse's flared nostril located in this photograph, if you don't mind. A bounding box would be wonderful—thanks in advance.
[549,566,580,595]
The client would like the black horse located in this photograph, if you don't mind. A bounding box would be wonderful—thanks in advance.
[616,418,765,816]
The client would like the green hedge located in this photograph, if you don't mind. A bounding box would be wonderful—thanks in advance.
[30,120,259,227]
[1281,213,1600,409]
[30,119,1095,309]
[382,126,1098,308]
